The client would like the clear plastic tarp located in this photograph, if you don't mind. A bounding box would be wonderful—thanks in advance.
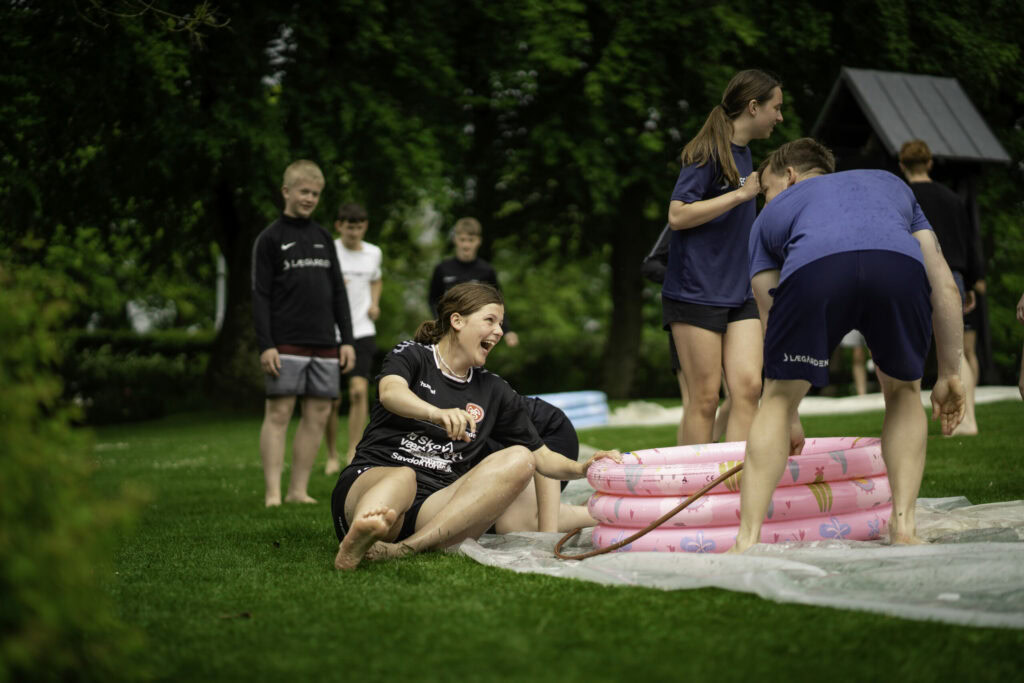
[456,492,1024,629]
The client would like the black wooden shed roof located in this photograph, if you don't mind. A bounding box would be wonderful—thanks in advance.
[811,67,1010,164]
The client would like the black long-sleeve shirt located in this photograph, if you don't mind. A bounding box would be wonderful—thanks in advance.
[252,214,354,352]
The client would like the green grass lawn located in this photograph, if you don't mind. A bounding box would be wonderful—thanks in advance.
[92,402,1024,682]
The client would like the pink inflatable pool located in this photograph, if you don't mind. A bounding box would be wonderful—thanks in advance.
[586,437,892,553]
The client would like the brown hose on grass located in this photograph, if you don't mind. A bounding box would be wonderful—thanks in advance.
[554,463,744,560]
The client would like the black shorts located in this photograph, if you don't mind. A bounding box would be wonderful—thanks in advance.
[534,412,579,492]
[763,251,932,387]
[330,464,433,543]
[344,336,377,380]
[662,297,758,334]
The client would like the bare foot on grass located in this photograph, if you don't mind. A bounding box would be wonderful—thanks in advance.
[334,508,399,570]
[949,420,978,437]
[265,494,282,508]
[284,493,317,504]
[325,459,341,476]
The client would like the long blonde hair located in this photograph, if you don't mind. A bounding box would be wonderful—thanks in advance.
[414,282,504,344]
[680,69,781,187]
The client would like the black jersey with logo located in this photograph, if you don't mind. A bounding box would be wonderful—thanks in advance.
[251,214,354,352]
[349,341,543,491]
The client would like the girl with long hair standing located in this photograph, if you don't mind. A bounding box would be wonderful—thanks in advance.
[665,69,784,445]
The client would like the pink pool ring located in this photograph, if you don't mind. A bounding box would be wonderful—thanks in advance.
[586,437,885,497]
[585,437,892,553]
[589,474,891,529]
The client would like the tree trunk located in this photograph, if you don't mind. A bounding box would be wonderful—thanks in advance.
[601,183,655,399]
[205,182,264,410]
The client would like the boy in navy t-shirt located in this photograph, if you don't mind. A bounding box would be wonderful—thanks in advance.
[732,138,966,552]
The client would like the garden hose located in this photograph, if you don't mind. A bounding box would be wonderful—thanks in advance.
[553,463,744,560]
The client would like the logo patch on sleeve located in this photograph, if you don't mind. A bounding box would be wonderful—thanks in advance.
[465,403,485,422]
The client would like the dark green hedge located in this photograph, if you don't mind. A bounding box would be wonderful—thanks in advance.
[62,330,214,425]
[0,263,146,681]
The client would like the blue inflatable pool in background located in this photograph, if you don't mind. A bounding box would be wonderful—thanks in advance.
[530,390,609,429]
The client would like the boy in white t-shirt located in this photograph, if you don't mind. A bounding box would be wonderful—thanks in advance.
[325,203,383,475]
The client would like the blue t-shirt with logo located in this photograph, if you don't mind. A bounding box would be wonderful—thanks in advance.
[748,170,933,285]
[663,143,755,307]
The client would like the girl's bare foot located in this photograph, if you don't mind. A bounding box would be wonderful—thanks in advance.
[265,495,282,508]
[334,508,399,570]
[325,459,341,476]
[284,493,317,504]
[365,541,416,562]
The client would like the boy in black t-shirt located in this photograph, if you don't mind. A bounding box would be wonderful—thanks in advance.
[428,217,519,346]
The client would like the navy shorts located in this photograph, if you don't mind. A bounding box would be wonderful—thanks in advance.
[345,336,377,381]
[763,251,932,387]
[331,464,434,543]
[265,345,340,398]
[663,297,758,334]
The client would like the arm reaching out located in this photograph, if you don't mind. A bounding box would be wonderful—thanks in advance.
[532,446,622,481]
[913,230,966,434]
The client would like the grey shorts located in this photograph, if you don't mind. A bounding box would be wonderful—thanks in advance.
[264,345,340,398]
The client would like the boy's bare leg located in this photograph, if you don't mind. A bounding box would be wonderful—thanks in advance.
[285,396,332,503]
[324,398,343,475]
[345,376,370,466]
[260,395,296,507]
[878,369,927,544]
[732,379,808,553]
[369,446,535,558]
[851,345,868,396]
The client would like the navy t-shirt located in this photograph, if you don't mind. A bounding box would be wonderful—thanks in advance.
[349,341,543,492]
[663,144,756,307]
[749,170,933,285]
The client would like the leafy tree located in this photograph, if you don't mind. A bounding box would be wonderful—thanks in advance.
[3,0,1022,404]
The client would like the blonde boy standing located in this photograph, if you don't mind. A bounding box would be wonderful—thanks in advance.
[252,160,356,506]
